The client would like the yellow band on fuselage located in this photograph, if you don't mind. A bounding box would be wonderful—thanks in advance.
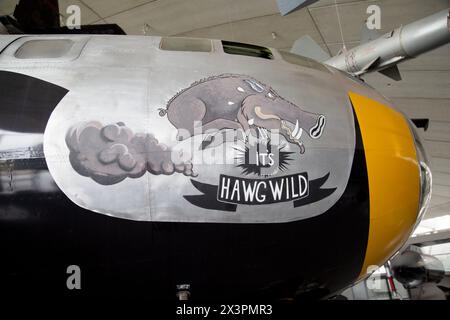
[349,92,420,279]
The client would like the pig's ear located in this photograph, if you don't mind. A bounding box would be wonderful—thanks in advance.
[244,79,265,93]
[254,106,281,121]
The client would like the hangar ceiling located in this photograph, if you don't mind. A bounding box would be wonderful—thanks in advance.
[1,0,449,237]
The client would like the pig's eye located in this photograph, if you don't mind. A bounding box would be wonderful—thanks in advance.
[267,92,275,99]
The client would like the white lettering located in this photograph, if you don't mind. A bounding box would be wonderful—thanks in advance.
[299,175,308,197]
[268,153,275,166]
[269,179,284,201]
[366,5,381,30]
[66,5,81,30]
[66,265,81,290]
[231,180,240,202]
[285,177,290,200]
[176,306,210,318]
[220,177,230,199]
[242,181,258,202]
[255,182,267,203]
[291,176,299,198]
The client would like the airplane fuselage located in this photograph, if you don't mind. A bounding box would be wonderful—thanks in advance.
[0,35,428,300]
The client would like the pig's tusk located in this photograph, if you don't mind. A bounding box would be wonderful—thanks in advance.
[295,128,303,140]
[292,120,300,138]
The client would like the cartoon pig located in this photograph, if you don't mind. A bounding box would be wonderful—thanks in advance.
[160,74,326,153]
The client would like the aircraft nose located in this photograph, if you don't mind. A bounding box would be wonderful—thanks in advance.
[349,92,422,280]
[408,119,433,231]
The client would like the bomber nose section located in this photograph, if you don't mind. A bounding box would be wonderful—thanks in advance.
[349,92,424,279]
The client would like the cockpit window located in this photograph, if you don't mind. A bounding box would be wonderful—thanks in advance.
[278,50,331,73]
[222,41,274,60]
[15,40,74,59]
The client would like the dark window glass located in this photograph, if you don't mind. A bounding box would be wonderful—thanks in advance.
[15,40,74,59]
[222,41,274,60]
